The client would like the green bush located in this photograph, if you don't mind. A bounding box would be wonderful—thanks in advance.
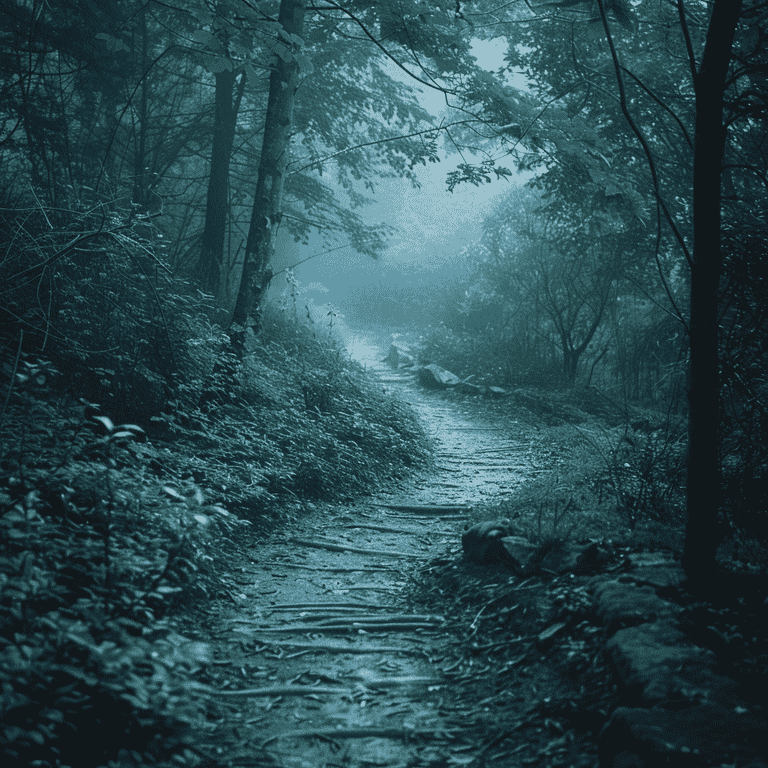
[478,419,687,547]
[0,204,435,765]
[0,365,245,767]
[154,306,433,512]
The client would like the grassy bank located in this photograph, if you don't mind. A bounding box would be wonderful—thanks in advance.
[0,311,431,767]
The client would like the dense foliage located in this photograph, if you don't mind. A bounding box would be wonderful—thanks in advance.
[0,203,431,765]
[2,0,768,760]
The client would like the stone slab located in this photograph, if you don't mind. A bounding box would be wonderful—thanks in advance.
[599,704,768,768]
[594,579,682,633]
[606,623,747,706]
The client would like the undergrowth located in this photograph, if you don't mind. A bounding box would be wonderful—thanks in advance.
[0,203,433,765]
[463,417,687,553]
[0,319,432,765]
[153,304,433,515]
[0,365,246,767]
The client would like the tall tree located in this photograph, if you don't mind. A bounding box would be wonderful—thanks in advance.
[229,0,306,348]
[464,0,763,579]
[682,0,743,580]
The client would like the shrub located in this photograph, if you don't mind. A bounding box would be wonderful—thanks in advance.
[0,363,245,767]
[154,305,433,514]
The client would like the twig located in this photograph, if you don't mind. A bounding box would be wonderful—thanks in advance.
[354,676,442,689]
[344,523,450,535]
[470,636,526,653]
[262,562,394,572]
[0,330,23,437]
[373,504,472,514]
[252,641,423,655]
[264,601,382,610]
[248,622,445,633]
[201,684,351,698]
[288,537,422,558]
[310,613,443,625]
[262,726,457,747]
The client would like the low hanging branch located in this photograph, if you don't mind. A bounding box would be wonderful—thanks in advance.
[285,120,475,176]
[595,0,692,268]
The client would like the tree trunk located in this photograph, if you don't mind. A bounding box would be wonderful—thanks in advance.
[682,0,742,582]
[198,67,245,298]
[133,5,149,210]
[563,347,578,385]
[230,0,306,350]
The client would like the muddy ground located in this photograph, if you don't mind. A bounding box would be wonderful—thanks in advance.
[189,334,604,768]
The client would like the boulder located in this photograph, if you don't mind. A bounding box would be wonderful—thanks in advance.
[417,364,461,389]
[574,541,614,573]
[382,344,414,369]
[533,540,613,576]
[599,704,768,768]
[623,551,684,589]
[606,622,746,706]
[462,520,520,568]
[500,536,540,574]
[463,528,614,577]
[593,580,682,634]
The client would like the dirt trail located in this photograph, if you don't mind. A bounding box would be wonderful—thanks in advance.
[203,335,547,768]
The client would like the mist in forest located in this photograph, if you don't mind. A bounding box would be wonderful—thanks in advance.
[1,3,768,764]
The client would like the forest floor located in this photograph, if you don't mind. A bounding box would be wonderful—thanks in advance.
[187,333,604,768]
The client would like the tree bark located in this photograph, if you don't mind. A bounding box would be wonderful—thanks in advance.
[682,0,742,581]
[133,5,149,210]
[198,67,246,298]
[230,0,306,349]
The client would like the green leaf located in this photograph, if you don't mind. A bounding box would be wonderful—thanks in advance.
[93,415,114,432]
[156,586,183,594]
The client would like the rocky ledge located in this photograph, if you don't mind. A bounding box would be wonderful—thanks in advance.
[462,522,768,768]
[593,553,767,768]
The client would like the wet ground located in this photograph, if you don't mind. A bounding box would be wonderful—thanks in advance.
[197,332,594,768]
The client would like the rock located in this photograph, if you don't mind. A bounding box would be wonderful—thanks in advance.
[599,704,768,768]
[500,536,539,574]
[462,523,553,575]
[464,529,614,577]
[606,623,745,706]
[382,344,414,369]
[417,364,462,389]
[536,540,613,575]
[575,541,613,573]
[462,520,521,569]
[623,552,684,589]
[594,580,682,634]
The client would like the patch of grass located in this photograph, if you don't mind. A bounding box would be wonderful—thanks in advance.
[464,417,687,551]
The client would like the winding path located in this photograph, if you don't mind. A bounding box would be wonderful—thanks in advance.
[204,334,545,768]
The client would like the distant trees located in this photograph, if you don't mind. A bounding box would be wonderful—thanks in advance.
[473,187,633,387]
[440,0,768,579]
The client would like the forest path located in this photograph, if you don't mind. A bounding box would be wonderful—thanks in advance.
[201,333,557,768]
